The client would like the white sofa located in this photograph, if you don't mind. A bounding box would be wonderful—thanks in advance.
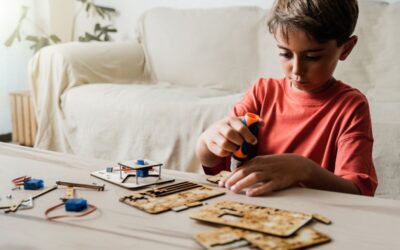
[30,1,400,199]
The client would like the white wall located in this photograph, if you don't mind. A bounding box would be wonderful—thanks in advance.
[0,0,37,134]
[91,0,275,41]
[85,0,400,41]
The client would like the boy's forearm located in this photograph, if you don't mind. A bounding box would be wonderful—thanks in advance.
[303,162,360,195]
[196,136,223,168]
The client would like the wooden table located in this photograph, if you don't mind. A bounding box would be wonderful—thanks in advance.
[1,143,399,249]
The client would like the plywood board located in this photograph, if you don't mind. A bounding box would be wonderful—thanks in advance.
[190,201,312,237]
[194,226,331,250]
[120,182,225,214]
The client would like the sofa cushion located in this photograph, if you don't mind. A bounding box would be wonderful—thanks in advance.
[61,82,242,172]
[137,7,280,93]
[372,121,400,200]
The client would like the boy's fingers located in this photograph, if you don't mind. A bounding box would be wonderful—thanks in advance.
[214,132,239,153]
[224,166,259,189]
[218,171,234,187]
[229,171,265,193]
[246,181,278,196]
[219,123,244,146]
[229,118,257,145]
[208,142,231,157]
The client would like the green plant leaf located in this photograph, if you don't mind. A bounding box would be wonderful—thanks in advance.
[50,35,62,44]
[85,2,91,12]
[94,23,101,32]
[94,6,105,18]
[4,29,21,47]
[28,36,50,53]
[78,32,101,42]
[89,3,117,19]
[3,6,29,47]
[26,35,39,42]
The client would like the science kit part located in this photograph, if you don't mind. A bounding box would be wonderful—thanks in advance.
[120,181,225,214]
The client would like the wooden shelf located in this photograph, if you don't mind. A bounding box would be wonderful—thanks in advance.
[9,91,37,146]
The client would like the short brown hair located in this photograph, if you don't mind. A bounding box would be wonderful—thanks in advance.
[267,0,359,46]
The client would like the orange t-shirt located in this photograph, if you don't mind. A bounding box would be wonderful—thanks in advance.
[204,78,378,196]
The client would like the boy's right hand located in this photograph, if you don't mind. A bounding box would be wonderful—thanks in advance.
[200,116,258,158]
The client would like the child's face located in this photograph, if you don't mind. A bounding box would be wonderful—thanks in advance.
[275,27,353,93]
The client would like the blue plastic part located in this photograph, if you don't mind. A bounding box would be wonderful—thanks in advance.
[65,198,88,212]
[23,179,44,190]
[137,168,149,177]
[136,159,146,165]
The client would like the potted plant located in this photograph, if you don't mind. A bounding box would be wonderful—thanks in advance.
[4,0,118,53]
[3,0,119,146]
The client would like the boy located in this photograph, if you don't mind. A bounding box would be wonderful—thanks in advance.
[196,0,377,197]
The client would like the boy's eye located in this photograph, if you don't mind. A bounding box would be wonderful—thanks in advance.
[305,55,321,61]
[279,52,291,59]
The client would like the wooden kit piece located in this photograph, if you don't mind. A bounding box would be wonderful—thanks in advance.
[91,159,174,189]
[206,171,230,184]
[312,213,332,225]
[190,201,312,237]
[194,226,331,250]
[120,181,225,214]
[1,185,58,213]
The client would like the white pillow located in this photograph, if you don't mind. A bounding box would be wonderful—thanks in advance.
[137,6,280,93]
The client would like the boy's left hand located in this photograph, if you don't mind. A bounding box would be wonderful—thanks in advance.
[219,154,315,196]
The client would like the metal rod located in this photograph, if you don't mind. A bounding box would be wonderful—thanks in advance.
[32,185,58,199]
[56,181,105,191]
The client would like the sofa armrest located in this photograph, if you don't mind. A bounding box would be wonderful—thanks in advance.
[29,41,146,149]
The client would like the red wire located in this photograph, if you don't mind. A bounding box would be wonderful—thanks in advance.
[45,202,97,221]
[11,176,31,186]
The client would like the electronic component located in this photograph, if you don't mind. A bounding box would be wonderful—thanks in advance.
[23,179,44,190]
[65,198,88,212]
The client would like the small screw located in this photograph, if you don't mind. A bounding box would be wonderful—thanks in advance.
[12,186,21,191]
[6,194,12,199]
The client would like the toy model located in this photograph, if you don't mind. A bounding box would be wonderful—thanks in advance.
[91,159,174,189]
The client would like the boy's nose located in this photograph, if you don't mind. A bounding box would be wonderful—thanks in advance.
[291,57,303,78]
[292,74,301,81]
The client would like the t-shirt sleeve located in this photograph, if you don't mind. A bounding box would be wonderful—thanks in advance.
[335,99,378,196]
[230,78,264,117]
[202,157,230,175]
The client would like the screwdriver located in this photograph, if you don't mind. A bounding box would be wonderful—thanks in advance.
[230,112,261,171]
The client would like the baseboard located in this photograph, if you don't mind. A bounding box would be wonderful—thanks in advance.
[0,133,12,142]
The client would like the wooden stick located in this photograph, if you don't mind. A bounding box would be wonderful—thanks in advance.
[4,185,57,213]
[56,181,105,191]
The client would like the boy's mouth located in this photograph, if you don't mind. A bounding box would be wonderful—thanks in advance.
[291,79,308,86]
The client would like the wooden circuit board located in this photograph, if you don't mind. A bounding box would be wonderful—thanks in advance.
[194,226,331,250]
[120,181,225,214]
[190,201,312,237]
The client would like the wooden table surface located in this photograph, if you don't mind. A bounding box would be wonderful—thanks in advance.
[1,143,399,250]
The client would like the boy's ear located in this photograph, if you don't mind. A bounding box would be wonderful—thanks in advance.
[339,35,358,61]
